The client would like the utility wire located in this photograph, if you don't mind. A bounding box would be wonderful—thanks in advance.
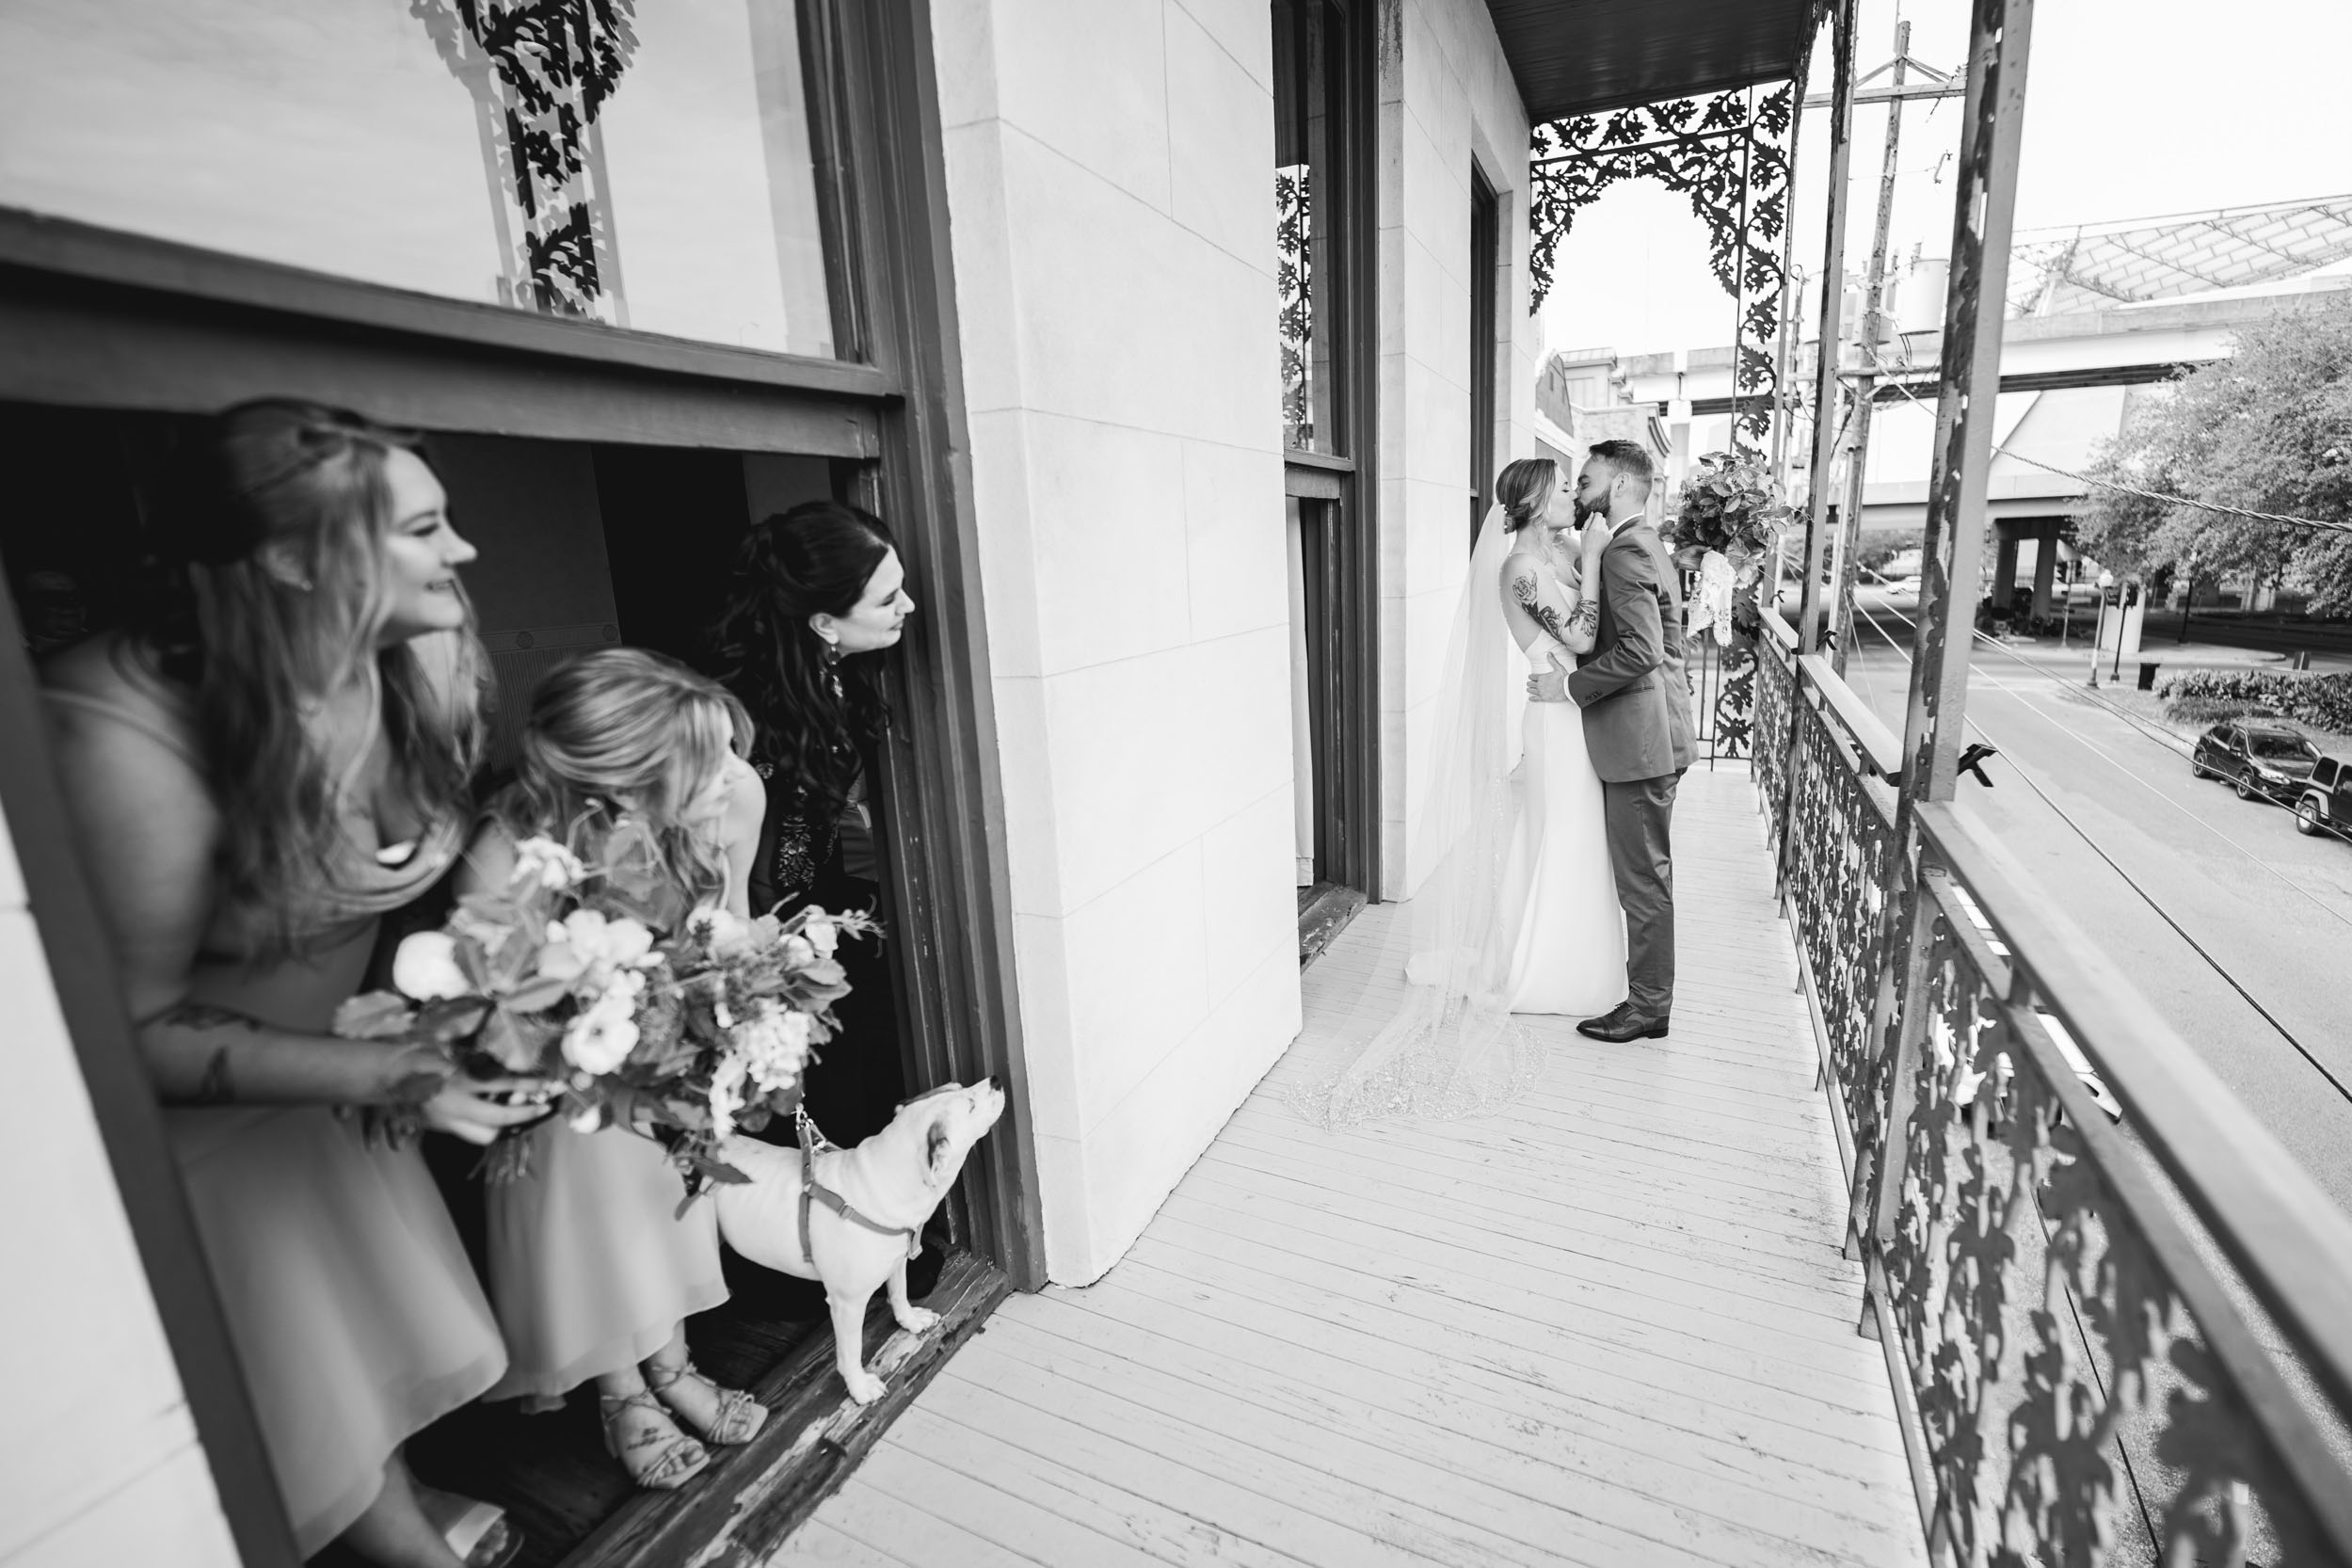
[1865,358,2352,536]
[1848,598,2352,1106]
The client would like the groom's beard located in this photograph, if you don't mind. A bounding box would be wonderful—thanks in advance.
[1573,495,1606,526]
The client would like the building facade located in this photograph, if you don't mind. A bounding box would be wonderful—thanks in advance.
[0,0,1557,1559]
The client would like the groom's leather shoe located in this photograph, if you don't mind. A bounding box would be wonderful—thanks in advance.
[1576,1003,1670,1043]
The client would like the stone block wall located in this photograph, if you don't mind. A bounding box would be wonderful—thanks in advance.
[931,0,1304,1283]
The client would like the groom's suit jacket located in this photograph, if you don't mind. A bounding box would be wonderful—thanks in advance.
[1566,520,1695,782]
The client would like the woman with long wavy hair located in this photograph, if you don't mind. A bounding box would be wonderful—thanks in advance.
[709,501,912,1147]
[463,648,770,1493]
[42,400,544,1568]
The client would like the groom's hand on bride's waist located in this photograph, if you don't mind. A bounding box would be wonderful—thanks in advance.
[1527,650,1574,702]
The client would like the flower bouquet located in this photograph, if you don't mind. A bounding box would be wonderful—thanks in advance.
[1662,449,1795,642]
[334,833,875,1197]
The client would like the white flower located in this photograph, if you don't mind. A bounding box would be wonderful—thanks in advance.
[781,935,816,968]
[568,1104,606,1134]
[802,916,839,958]
[511,836,586,889]
[539,910,659,991]
[392,931,471,1000]
[559,909,658,969]
[731,999,814,1093]
[562,1006,638,1075]
[690,906,753,953]
[560,974,646,1075]
[708,1051,751,1141]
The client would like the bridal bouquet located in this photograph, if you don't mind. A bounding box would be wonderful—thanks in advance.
[335,833,874,1195]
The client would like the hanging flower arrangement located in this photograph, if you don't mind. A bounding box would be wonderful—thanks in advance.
[1662,450,1795,645]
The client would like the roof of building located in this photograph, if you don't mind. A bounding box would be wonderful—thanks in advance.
[2008,197,2352,317]
[1490,0,1826,124]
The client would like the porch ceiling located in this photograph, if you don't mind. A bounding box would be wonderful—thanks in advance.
[1490,0,1826,124]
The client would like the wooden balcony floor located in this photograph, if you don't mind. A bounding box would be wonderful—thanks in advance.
[771,766,1926,1567]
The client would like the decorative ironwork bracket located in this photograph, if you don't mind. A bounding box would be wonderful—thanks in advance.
[1528,82,1800,450]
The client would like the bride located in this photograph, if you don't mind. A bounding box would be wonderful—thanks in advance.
[1298,456,1625,1126]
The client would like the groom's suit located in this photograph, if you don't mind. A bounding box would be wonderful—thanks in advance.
[1566,518,1694,1019]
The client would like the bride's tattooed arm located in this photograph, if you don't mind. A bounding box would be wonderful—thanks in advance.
[1510,569,1600,651]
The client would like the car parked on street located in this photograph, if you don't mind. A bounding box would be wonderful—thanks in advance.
[2293,754,2352,839]
[2190,720,2324,803]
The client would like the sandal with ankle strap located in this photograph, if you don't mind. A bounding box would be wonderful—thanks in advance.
[646,1359,769,1447]
[598,1388,710,1491]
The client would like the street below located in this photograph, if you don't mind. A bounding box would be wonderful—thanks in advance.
[1832,591,2352,1213]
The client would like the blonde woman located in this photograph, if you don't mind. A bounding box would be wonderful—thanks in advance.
[43,401,541,1568]
[460,648,770,1492]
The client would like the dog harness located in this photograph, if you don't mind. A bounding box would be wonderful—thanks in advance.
[795,1108,921,1264]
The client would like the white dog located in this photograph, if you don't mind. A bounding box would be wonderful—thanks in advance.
[713,1079,1006,1404]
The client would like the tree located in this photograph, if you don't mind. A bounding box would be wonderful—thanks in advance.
[2076,290,2352,612]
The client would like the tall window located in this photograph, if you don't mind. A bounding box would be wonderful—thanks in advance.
[0,0,840,358]
[1272,0,1376,911]
[1272,0,1346,455]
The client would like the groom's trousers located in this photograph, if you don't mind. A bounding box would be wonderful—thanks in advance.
[1603,772,1680,1016]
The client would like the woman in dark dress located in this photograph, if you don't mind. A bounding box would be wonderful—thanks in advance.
[710,501,913,1148]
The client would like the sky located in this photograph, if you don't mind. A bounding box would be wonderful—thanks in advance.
[1539,0,2352,360]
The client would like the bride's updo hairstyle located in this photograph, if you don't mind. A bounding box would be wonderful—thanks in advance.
[1495,457,1559,533]
[137,398,488,951]
[710,500,896,825]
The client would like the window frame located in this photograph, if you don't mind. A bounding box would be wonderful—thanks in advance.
[0,2,1040,1556]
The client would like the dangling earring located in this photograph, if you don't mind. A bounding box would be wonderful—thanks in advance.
[819,632,842,665]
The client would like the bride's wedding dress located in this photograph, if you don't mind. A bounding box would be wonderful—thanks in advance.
[1294,507,1626,1128]
[1499,581,1627,1016]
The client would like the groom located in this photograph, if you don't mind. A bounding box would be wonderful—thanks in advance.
[1528,440,1693,1042]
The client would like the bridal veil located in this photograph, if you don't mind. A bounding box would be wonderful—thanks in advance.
[1291,505,1539,1127]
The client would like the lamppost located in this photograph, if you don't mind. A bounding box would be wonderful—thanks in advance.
[2088,568,2116,688]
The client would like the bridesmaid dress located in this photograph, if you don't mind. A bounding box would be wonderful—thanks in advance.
[45,677,507,1557]
[481,821,728,1404]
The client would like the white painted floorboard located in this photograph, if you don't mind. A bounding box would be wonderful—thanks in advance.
[769,766,1927,1568]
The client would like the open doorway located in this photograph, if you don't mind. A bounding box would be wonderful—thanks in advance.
[0,403,955,1567]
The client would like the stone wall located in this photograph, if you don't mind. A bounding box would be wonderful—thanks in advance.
[931,0,1304,1283]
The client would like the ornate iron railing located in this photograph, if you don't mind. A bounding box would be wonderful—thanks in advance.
[1753,620,2352,1567]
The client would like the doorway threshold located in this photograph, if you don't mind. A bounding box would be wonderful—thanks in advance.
[560,1252,1008,1568]
[1297,881,1367,967]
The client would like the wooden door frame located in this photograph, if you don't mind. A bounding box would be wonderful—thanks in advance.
[0,0,1036,1551]
[1469,165,1500,552]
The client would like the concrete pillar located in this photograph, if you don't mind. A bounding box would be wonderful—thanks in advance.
[1992,521,2022,616]
[2029,520,2059,620]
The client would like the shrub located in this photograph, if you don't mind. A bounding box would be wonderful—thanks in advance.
[2153,668,2352,732]
[2162,696,2264,725]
